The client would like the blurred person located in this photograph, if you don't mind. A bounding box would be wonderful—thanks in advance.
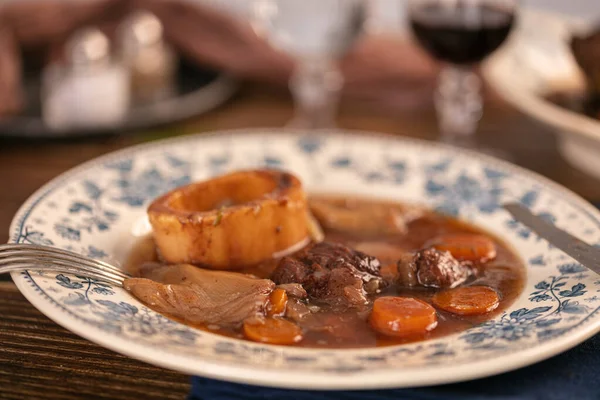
[0,0,439,118]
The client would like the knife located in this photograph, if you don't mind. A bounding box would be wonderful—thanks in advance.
[503,202,600,275]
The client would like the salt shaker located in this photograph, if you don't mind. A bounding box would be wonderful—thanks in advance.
[42,28,129,130]
[119,11,177,105]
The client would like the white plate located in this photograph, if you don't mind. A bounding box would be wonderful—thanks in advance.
[482,9,600,179]
[9,129,600,389]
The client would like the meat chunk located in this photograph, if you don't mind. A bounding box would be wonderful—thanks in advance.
[271,242,385,308]
[276,283,308,298]
[396,248,472,289]
[285,298,312,322]
[309,196,425,237]
[396,252,419,287]
[124,264,275,327]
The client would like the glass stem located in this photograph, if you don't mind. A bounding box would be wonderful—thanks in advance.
[434,65,483,146]
[288,59,343,129]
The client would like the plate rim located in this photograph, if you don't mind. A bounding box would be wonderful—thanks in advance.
[10,266,600,390]
[8,128,600,389]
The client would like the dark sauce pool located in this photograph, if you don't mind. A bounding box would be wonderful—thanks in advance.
[126,195,526,348]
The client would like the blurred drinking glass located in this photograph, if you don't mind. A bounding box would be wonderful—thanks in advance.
[408,0,516,146]
[252,0,365,129]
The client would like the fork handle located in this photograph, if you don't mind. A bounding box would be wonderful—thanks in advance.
[1,264,124,287]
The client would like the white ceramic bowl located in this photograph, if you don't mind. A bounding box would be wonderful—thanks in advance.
[483,9,600,179]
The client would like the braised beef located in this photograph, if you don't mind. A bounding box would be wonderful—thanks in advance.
[397,248,472,289]
[396,252,419,287]
[124,264,274,327]
[309,197,425,237]
[276,283,308,298]
[126,194,526,349]
[271,241,384,307]
[285,298,312,322]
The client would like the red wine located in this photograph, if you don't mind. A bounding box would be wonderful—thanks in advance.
[410,3,514,65]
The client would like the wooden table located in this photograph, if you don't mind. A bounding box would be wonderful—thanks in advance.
[1,83,600,399]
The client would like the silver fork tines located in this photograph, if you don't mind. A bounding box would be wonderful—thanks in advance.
[0,244,130,287]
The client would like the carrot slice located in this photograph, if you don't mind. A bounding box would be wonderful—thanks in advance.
[243,317,303,345]
[432,286,500,316]
[267,289,288,316]
[427,234,496,262]
[369,297,438,338]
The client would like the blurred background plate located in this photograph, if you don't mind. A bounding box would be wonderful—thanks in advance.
[0,58,236,138]
[482,9,600,179]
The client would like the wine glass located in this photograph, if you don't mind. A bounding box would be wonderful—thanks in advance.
[252,0,366,129]
[407,0,517,147]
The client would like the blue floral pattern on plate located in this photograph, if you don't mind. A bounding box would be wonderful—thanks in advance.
[8,130,600,389]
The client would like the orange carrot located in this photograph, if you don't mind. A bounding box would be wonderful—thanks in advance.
[432,286,499,316]
[243,317,303,345]
[369,297,438,338]
[427,234,496,262]
[267,289,288,316]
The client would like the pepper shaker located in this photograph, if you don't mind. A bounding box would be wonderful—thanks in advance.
[119,11,177,105]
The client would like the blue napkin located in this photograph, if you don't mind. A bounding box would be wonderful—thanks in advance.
[188,333,599,400]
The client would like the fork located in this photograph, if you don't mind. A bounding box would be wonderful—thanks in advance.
[0,243,131,287]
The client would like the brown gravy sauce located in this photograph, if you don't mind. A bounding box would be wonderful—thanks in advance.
[125,195,526,348]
